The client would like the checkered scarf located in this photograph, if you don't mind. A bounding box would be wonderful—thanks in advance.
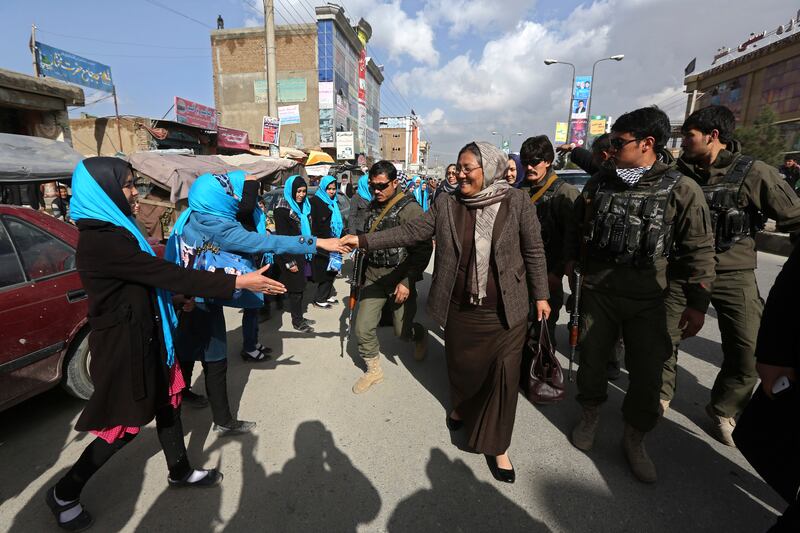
[616,166,652,186]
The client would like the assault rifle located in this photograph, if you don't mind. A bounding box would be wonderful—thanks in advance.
[342,248,365,356]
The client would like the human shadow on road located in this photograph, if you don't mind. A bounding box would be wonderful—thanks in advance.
[387,448,550,532]
[0,388,86,507]
[223,421,381,531]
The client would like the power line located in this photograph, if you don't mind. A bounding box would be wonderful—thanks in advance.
[141,0,214,29]
[36,28,207,50]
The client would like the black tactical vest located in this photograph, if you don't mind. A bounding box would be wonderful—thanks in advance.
[701,155,759,253]
[586,171,680,266]
[533,178,566,246]
[365,194,416,268]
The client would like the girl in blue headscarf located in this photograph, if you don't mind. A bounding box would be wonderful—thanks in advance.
[507,152,525,188]
[310,175,343,308]
[412,176,429,211]
[169,171,340,436]
[348,174,372,235]
[274,175,315,332]
[47,158,288,530]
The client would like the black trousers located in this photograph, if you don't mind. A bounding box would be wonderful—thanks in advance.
[288,291,305,327]
[181,360,234,427]
[314,279,334,303]
[734,387,800,531]
[55,406,191,501]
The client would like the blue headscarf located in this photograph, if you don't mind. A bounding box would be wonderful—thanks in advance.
[357,174,372,202]
[169,171,266,260]
[70,158,180,367]
[314,175,344,237]
[412,177,429,211]
[283,175,312,258]
[509,153,525,188]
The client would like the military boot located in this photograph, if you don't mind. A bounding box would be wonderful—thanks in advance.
[705,404,736,447]
[571,406,600,451]
[622,423,657,484]
[352,357,384,394]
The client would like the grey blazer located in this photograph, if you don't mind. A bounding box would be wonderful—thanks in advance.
[362,188,549,328]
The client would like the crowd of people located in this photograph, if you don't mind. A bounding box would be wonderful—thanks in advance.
[39,103,800,532]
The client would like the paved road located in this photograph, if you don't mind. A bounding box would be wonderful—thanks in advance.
[0,252,789,532]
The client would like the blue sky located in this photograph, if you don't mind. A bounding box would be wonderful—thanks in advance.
[1,0,795,162]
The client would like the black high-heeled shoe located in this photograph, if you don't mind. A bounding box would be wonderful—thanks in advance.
[446,415,463,431]
[485,454,516,484]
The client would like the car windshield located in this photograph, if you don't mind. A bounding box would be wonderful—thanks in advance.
[556,171,591,191]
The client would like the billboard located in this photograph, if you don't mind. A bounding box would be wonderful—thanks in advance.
[589,115,608,136]
[569,118,589,147]
[217,126,250,150]
[175,97,217,130]
[571,75,591,119]
[36,42,114,93]
[261,116,280,145]
[336,131,355,160]
[554,122,568,143]
[278,104,301,125]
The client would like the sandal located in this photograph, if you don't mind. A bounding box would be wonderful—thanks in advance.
[45,486,94,532]
[240,348,271,362]
[168,468,223,488]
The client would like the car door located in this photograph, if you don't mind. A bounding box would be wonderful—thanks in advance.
[0,215,84,408]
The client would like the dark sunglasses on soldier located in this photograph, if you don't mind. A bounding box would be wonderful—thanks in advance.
[369,181,393,191]
[609,137,639,150]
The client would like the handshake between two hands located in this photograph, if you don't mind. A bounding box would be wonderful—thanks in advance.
[234,235,363,296]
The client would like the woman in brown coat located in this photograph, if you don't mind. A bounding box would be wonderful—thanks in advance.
[46,158,288,531]
[343,142,550,483]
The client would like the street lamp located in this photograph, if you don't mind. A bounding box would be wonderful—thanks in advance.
[543,59,576,144]
[587,54,624,123]
[491,131,523,152]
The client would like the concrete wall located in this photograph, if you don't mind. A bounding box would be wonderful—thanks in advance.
[211,26,320,150]
[69,117,149,157]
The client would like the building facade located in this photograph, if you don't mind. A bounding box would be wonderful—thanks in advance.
[210,4,383,160]
[684,20,800,151]
[379,115,420,172]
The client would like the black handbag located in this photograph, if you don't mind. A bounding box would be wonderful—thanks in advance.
[520,318,565,405]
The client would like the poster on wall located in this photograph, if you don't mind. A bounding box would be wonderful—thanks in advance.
[318,82,334,109]
[278,105,301,125]
[277,78,307,102]
[336,131,355,160]
[175,97,217,130]
[217,126,250,150]
[261,116,280,145]
[554,122,568,143]
[319,108,334,147]
[254,80,268,104]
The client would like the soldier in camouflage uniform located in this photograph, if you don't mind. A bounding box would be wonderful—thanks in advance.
[661,105,800,446]
[568,107,716,484]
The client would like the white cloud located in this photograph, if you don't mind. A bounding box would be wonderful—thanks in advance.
[422,108,445,125]
[423,0,538,37]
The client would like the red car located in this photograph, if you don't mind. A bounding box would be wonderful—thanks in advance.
[0,205,92,411]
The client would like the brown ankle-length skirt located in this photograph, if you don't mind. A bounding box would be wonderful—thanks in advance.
[444,303,527,456]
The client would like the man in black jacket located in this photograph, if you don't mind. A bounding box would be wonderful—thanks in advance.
[734,242,800,532]
[558,133,611,175]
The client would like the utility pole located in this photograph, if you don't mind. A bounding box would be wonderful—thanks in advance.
[263,0,279,156]
[30,24,40,77]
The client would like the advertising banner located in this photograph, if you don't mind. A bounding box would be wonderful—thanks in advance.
[254,80,268,104]
[554,122,568,143]
[277,78,307,102]
[589,115,608,136]
[36,42,114,93]
[336,131,355,160]
[318,82,334,109]
[278,104,301,125]
[175,97,217,130]
[319,109,334,147]
[571,75,591,119]
[569,118,589,147]
[261,116,280,145]
[217,126,250,150]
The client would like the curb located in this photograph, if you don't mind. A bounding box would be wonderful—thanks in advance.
[756,231,793,257]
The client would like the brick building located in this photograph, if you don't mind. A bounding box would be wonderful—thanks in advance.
[210,4,383,160]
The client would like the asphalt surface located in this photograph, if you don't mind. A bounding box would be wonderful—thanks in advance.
[0,251,789,532]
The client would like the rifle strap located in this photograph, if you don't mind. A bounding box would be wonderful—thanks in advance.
[530,174,559,204]
[368,192,406,234]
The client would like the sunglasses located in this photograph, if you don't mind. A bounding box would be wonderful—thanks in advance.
[369,180,394,191]
[609,137,640,150]
[521,158,543,168]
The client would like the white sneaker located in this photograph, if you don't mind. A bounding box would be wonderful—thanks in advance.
[313,301,332,309]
